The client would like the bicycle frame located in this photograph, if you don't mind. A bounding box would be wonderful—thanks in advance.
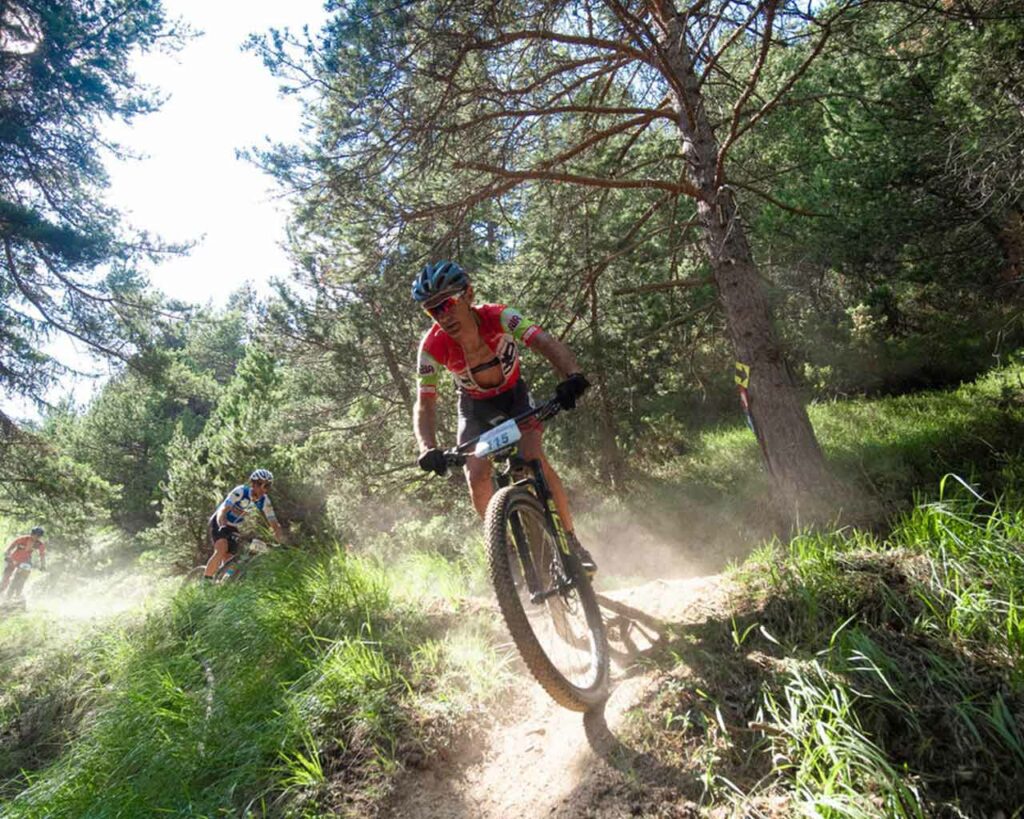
[4,562,32,600]
[215,538,269,581]
[447,399,577,604]
[501,454,578,603]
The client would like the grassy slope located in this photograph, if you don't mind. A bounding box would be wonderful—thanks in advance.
[2,360,1023,816]
[0,545,506,817]
[616,365,1024,817]
[620,483,1024,817]
[608,358,1024,573]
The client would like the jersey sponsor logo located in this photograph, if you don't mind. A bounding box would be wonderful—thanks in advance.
[497,338,517,375]
[419,363,436,376]
[507,313,522,332]
[453,337,520,396]
[499,339,517,372]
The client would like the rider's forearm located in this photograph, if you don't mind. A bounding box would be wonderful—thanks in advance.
[530,331,581,379]
[216,507,229,528]
[414,395,439,452]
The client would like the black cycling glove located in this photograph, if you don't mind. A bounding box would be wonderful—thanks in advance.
[418,448,448,475]
[555,373,590,410]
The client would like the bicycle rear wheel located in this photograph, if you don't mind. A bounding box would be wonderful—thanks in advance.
[181,566,207,588]
[485,486,609,711]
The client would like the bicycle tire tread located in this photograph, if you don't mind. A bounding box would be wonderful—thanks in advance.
[485,485,609,712]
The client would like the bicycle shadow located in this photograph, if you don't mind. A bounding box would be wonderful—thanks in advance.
[560,587,721,811]
[595,592,672,668]
[580,704,700,800]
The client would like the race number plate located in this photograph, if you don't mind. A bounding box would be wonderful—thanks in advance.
[474,418,521,457]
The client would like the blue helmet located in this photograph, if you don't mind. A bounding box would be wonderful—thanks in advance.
[411,260,468,303]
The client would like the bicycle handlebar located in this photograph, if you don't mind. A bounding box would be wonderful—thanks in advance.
[442,397,563,466]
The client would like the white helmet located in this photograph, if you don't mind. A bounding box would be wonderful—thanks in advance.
[249,468,274,484]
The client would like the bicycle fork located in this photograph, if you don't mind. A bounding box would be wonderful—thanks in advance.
[507,462,576,605]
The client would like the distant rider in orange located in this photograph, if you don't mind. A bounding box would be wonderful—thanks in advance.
[411,260,596,573]
[204,469,286,580]
[2,526,46,594]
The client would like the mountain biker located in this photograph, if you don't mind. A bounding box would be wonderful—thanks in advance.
[2,526,46,594]
[204,469,286,580]
[411,260,597,573]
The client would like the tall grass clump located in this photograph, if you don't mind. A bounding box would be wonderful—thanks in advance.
[723,475,1024,815]
[0,614,121,798]
[0,543,507,817]
[759,660,923,818]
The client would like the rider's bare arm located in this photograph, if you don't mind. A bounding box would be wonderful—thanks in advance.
[256,495,285,543]
[529,331,581,379]
[5,539,26,559]
[269,519,285,542]
[414,393,439,453]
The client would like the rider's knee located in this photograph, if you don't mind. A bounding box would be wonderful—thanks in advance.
[464,457,491,488]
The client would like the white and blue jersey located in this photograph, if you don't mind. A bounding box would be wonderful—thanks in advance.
[216,485,278,527]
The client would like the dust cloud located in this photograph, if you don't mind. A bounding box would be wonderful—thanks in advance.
[575,496,759,583]
[21,568,160,624]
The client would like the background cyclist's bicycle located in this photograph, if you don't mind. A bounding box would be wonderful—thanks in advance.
[1,560,36,612]
[183,538,276,586]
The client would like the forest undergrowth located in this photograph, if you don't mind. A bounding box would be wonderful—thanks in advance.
[623,474,1024,818]
[1,361,1023,817]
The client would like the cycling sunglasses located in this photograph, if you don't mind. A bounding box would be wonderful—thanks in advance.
[423,290,465,320]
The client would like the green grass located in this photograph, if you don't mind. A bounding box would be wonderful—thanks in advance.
[0,544,507,817]
[812,365,1024,502]
[581,358,1024,573]
[633,474,1024,817]
[6,359,1024,816]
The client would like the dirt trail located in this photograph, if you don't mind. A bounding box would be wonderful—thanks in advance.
[29,571,155,622]
[388,574,726,818]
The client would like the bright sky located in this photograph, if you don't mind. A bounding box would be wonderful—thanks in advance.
[107,0,328,304]
[3,0,328,420]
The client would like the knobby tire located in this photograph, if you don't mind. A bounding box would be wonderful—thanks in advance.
[485,485,609,712]
[182,566,207,587]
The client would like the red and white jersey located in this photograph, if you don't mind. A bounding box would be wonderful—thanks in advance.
[6,536,45,564]
[417,303,542,399]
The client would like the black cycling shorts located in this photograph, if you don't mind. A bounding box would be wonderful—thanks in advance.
[457,378,541,446]
[208,516,242,554]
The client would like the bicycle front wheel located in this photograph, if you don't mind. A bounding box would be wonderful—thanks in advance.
[485,486,609,711]
[8,570,30,599]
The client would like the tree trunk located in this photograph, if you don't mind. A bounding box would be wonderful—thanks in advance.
[369,301,414,416]
[652,0,836,507]
[997,209,1023,291]
[589,281,624,487]
[581,200,624,486]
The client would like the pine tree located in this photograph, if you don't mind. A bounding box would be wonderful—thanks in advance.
[0,0,184,413]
